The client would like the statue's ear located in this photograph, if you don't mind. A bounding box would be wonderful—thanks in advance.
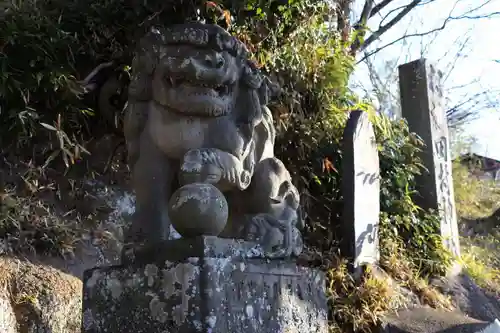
[128,31,159,101]
[235,88,262,134]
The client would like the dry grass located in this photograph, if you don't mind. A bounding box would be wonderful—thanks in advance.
[453,162,500,225]
[327,257,400,333]
[0,141,128,259]
[453,162,500,293]
[459,244,500,293]
[0,160,86,257]
[0,192,81,256]
[325,242,453,333]
[380,238,453,310]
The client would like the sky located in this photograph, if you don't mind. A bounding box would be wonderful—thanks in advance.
[348,0,500,160]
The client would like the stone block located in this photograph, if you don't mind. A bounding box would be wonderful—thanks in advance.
[82,236,328,333]
[479,319,500,333]
[380,307,489,333]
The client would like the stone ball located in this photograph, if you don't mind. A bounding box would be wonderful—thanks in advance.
[168,183,228,237]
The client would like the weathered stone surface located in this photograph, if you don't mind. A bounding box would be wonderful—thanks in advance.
[479,320,500,333]
[83,237,328,333]
[168,183,229,237]
[341,110,380,279]
[431,274,500,322]
[480,320,500,333]
[0,256,82,333]
[380,307,489,333]
[121,235,270,265]
[398,59,460,257]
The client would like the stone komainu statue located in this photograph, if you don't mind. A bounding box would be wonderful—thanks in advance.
[123,23,303,258]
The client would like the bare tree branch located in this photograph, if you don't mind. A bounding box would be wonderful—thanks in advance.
[369,0,394,19]
[356,14,454,64]
[447,79,480,92]
[351,0,431,55]
[446,88,500,127]
[355,0,496,61]
[359,0,422,53]
[378,0,432,27]
[454,12,500,19]
[456,0,495,16]
[358,0,375,27]
[440,34,471,84]
[354,0,500,129]
[350,0,375,53]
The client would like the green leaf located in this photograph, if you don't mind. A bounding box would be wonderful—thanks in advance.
[36,72,43,84]
[40,122,57,131]
[43,150,60,168]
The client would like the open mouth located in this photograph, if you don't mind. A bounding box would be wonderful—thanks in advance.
[167,77,231,96]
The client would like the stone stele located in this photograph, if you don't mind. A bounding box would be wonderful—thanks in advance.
[398,59,460,257]
[341,110,380,280]
[82,236,328,333]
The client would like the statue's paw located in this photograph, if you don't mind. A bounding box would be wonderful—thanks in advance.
[243,214,296,259]
[243,214,268,242]
[263,227,285,254]
[181,149,203,173]
[180,149,224,185]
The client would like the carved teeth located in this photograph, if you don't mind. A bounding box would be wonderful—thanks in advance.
[168,77,230,94]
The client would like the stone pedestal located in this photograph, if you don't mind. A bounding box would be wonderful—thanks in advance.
[82,236,328,333]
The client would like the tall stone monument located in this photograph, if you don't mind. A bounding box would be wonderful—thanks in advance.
[341,110,380,279]
[398,58,460,257]
[81,23,327,333]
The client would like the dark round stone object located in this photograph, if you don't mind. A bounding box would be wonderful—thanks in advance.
[168,183,228,237]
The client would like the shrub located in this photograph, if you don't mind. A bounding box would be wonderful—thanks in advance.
[453,161,500,293]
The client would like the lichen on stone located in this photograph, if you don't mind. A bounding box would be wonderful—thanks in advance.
[148,294,168,323]
[82,309,95,331]
[0,257,82,333]
[144,263,159,287]
[105,273,123,299]
[82,239,328,333]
